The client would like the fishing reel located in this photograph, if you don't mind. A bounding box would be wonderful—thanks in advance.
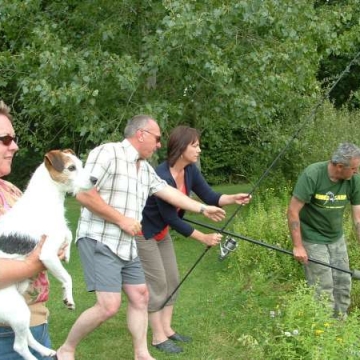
[219,236,238,261]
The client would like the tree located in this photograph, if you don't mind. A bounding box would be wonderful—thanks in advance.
[1,0,359,187]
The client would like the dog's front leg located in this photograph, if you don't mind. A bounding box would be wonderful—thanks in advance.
[41,254,75,310]
[64,227,73,263]
[40,240,75,310]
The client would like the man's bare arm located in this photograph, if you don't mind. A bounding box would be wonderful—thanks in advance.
[287,196,308,263]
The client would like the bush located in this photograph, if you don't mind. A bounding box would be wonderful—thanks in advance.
[232,185,303,282]
[281,103,360,186]
[263,282,360,360]
[219,186,360,359]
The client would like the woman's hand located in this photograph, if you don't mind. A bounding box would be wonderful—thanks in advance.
[24,235,47,271]
[201,232,223,247]
[26,235,69,269]
[58,242,69,261]
[233,193,251,205]
[219,193,252,207]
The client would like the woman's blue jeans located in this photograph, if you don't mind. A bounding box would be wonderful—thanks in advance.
[0,323,52,359]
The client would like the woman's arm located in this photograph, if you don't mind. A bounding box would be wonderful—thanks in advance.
[0,235,67,289]
[218,193,251,207]
[190,165,251,206]
[0,236,46,289]
[190,229,222,247]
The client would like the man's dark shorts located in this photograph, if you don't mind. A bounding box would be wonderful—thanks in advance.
[77,237,145,292]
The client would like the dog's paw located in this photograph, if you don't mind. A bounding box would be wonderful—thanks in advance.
[38,347,56,358]
[63,299,76,310]
[47,349,57,357]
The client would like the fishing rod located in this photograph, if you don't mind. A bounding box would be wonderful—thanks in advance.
[185,217,360,280]
[160,51,360,309]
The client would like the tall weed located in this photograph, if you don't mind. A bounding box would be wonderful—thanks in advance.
[232,186,302,282]
[273,103,360,186]
[217,274,360,359]
[262,282,360,360]
[222,187,360,359]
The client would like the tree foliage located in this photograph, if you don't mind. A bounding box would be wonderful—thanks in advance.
[315,0,360,108]
[0,0,360,187]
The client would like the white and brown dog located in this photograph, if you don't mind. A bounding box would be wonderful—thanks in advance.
[0,149,94,360]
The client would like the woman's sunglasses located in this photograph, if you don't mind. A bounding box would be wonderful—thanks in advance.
[0,134,18,146]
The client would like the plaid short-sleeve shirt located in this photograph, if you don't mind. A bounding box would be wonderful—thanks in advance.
[76,139,167,260]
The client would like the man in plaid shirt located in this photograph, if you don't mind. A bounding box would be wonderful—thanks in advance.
[58,115,225,360]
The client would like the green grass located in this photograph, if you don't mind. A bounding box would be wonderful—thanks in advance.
[47,184,276,360]
[48,183,360,359]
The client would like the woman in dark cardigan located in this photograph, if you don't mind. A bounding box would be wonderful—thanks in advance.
[136,126,251,354]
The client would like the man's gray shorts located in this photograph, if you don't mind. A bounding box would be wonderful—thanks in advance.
[77,237,146,292]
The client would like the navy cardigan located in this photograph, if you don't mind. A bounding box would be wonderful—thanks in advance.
[141,161,222,239]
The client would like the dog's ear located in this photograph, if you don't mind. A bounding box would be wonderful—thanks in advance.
[44,151,65,172]
[62,149,75,155]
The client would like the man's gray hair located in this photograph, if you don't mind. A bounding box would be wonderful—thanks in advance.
[124,114,153,137]
[331,143,360,166]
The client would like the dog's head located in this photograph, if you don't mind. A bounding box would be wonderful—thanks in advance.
[44,149,95,195]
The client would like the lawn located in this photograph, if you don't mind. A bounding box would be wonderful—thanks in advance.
[47,183,360,359]
[47,183,262,360]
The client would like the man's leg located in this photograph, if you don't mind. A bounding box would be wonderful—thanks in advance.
[329,237,351,316]
[57,291,121,360]
[123,283,156,360]
[303,241,335,309]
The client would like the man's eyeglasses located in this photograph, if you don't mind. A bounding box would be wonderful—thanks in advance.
[0,134,18,146]
[140,129,161,143]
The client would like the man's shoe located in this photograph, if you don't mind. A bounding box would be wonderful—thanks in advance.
[152,339,183,353]
[168,333,192,343]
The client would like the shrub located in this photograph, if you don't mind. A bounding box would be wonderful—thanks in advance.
[263,282,360,360]
[232,186,302,282]
[223,187,360,359]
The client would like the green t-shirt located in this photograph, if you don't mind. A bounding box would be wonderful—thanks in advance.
[293,161,360,244]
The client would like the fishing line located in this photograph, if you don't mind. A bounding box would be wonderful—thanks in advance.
[160,50,360,309]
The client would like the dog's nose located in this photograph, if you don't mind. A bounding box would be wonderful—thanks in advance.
[90,176,97,185]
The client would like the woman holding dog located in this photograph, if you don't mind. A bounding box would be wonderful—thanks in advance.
[136,125,251,354]
[0,100,53,360]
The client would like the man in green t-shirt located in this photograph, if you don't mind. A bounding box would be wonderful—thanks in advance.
[288,143,360,317]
